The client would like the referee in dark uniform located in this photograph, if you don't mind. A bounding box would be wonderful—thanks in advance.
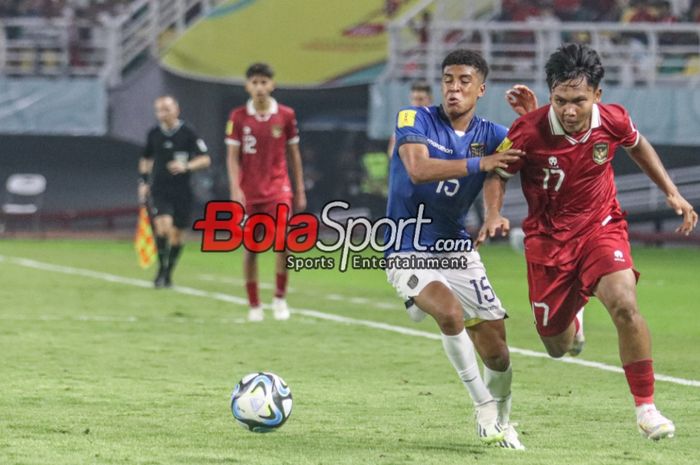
[138,95,211,288]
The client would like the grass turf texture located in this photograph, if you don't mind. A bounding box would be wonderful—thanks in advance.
[0,239,698,465]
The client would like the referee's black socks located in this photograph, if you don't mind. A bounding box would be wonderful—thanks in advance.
[156,236,168,271]
[167,244,183,276]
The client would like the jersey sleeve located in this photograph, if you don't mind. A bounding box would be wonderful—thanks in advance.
[142,130,154,159]
[394,106,429,148]
[225,111,241,146]
[494,117,529,179]
[191,130,208,156]
[606,104,640,149]
[285,109,300,145]
[486,122,509,154]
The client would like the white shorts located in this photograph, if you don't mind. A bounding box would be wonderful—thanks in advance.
[385,251,507,324]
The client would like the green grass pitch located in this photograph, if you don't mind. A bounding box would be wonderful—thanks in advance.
[0,239,698,465]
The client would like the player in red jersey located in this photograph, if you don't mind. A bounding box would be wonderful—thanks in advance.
[225,63,306,322]
[479,44,697,440]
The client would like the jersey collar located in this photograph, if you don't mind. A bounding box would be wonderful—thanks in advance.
[548,104,601,145]
[246,98,279,122]
[159,119,183,136]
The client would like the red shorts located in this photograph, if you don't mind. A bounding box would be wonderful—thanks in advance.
[245,197,293,217]
[527,221,640,337]
[245,197,293,251]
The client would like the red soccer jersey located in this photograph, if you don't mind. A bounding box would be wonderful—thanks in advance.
[496,103,640,266]
[225,98,299,204]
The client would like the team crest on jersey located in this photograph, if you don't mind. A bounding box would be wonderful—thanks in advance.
[470,143,486,158]
[593,142,609,165]
[271,125,283,138]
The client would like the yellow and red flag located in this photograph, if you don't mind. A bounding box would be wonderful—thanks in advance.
[134,206,156,269]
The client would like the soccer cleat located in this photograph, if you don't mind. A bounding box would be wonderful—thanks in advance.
[637,406,676,440]
[272,298,290,321]
[568,308,585,356]
[494,423,526,450]
[404,298,427,323]
[475,400,505,444]
[248,306,264,322]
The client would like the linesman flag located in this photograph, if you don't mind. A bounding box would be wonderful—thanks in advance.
[134,206,156,269]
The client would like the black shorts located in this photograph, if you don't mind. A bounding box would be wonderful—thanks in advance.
[150,190,192,229]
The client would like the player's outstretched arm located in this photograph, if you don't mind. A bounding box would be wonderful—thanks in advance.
[226,144,245,205]
[505,85,538,116]
[287,143,307,212]
[399,143,523,184]
[626,135,698,235]
[475,173,510,248]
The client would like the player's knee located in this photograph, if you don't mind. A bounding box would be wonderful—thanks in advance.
[543,342,568,358]
[435,303,464,334]
[481,351,510,371]
[608,294,639,326]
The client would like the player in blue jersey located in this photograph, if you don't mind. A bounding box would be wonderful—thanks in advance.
[385,50,526,449]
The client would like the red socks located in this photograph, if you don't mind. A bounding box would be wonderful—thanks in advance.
[275,273,288,298]
[246,281,260,308]
[247,274,287,306]
[623,359,655,406]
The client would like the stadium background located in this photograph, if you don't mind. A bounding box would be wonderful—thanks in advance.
[1,1,699,464]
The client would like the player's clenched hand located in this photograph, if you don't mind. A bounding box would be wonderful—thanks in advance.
[506,85,538,116]
[666,192,698,235]
[480,149,524,172]
[475,214,510,249]
[167,160,188,175]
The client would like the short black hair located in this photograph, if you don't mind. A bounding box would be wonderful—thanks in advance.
[545,43,605,90]
[410,79,432,94]
[246,62,274,79]
[441,49,489,80]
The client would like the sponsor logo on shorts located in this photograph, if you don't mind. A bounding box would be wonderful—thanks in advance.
[407,275,419,289]
[614,250,625,262]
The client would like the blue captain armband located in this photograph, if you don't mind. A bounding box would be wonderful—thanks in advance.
[466,157,481,175]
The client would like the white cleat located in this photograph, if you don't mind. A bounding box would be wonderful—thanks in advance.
[272,297,290,321]
[637,407,676,440]
[475,400,505,444]
[247,306,264,322]
[404,298,427,323]
[495,423,526,450]
[568,308,585,356]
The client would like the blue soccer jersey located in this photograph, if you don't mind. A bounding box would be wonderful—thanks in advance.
[385,105,508,255]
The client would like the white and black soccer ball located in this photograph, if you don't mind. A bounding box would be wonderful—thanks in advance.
[230,372,293,433]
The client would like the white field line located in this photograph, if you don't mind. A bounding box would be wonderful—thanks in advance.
[196,274,396,310]
[2,255,699,388]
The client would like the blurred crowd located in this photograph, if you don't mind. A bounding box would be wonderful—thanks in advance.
[497,0,700,23]
[0,0,132,20]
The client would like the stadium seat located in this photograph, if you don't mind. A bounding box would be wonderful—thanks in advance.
[0,173,47,232]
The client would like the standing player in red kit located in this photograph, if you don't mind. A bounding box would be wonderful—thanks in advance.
[225,63,306,322]
[479,44,697,440]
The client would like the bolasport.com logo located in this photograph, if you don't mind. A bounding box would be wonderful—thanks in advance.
[192,200,474,272]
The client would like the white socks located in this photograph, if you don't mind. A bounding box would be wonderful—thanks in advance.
[441,330,493,406]
[484,364,513,425]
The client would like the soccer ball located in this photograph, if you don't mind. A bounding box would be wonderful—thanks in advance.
[230,372,293,432]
